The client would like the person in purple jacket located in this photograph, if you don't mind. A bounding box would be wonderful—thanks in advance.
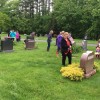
[56,31,64,55]
[47,30,53,51]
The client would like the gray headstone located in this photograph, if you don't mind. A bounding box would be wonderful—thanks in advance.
[82,40,87,51]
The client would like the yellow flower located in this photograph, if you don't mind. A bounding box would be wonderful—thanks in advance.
[60,63,84,81]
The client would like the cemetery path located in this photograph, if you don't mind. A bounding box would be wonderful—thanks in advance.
[35,40,97,46]
[21,39,97,46]
[77,43,96,46]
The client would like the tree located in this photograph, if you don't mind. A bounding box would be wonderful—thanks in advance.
[0,0,99,39]
[53,0,100,39]
[0,12,11,31]
[0,0,7,10]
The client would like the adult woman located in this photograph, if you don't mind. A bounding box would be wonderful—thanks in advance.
[61,32,72,66]
[56,31,64,53]
[47,30,53,51]
[16,31,20,42]
[9,30,16,41]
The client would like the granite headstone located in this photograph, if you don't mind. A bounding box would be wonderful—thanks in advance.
[80,51,96,78]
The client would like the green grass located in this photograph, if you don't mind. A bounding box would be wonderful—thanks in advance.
[0,33,98,44]
[0,36,100,100]
[74,39,97,44]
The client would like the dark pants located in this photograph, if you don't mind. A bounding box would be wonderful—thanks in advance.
[16,36,21,42]
[16,37,20,42]
[57,46,61,53]
[47,41,51,51]
[11,38,14,41]
[62,52,72,66]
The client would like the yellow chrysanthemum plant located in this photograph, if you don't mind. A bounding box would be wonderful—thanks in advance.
[60,63,84,81]
[94,62,99,71]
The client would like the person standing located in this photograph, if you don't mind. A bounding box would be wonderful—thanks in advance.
[61,32,72,66]
[47,30,53,51]
[56,31,64,55]
[16,31,20,42]
[95,39,100,58]
[10,30,16,41]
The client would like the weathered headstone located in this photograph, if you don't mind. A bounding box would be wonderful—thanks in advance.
[24,39,35,50]
[80,51,96,78]
[24,33,35,49]
[82,40,87,51]
[26,35,34,40]
[1,38,13,52]
[84,35,88,40]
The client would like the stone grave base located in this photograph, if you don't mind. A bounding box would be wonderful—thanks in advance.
[0,50,13,52]
[25,48,34,50]
[84,69,96,78]
[24,40,35,50]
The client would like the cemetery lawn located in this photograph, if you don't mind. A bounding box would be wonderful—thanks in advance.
[0,37,100,100]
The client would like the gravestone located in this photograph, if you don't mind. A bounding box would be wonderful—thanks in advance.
[82,40,87,51]
[82,34,88,50]
[24,33,35,49]
[80,51,96,78]
[26,35,34,40]
[24,39,35,50]
[84,34,88,40]
[4,37,14,41]
[1,38,13,52]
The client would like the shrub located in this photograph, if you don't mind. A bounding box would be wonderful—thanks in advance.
[60,63,84,81]
[94,62,99,71]
[72,45,82,54]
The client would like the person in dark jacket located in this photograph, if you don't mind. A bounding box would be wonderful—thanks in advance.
[61,32,72,66]
[47,30,53,51]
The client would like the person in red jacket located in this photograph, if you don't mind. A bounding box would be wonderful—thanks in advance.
[61,32,72,66]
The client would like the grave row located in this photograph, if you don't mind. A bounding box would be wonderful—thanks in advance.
[0,35,35,52]
[0,36,97,78]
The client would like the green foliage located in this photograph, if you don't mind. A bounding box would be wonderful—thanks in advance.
[0,0,7,9]
[53,0,100,39]
[2,0,20,16]
[33,14,53,35]
[0,12,11,31]
[11,17,32,34]
[72,45,82,54]
[94,62,99,71]
[0,0,100,39]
